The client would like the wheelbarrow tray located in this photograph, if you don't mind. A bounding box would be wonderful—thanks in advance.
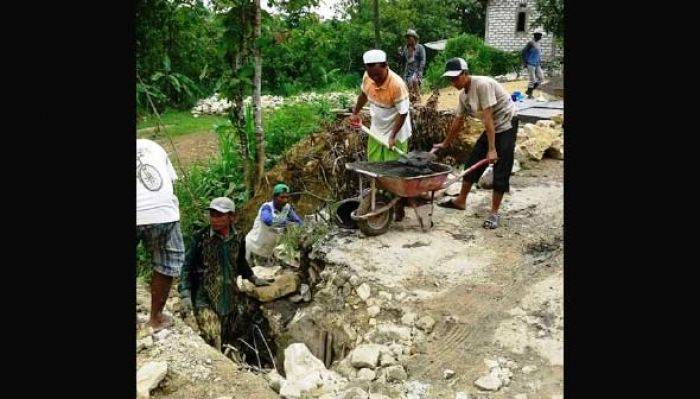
[345,161,453,198]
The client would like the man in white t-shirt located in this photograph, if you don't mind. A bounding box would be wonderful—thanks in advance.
[136,139,185,330]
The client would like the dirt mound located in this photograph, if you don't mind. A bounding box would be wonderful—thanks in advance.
[136,282,278,399]
[236,94,487,232]
[237,119,368,232]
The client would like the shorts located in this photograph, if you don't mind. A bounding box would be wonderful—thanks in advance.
[136,221,184,277]
[463,118,519,193]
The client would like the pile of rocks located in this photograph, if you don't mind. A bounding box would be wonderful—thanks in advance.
[290,91,356,108]
[515,119,564,166]
[333,343,409,384]
[243,95,285,109]
[190,90,356,117]
[191,93,234,116]
[473,356,518,392]
[190,93,286,116]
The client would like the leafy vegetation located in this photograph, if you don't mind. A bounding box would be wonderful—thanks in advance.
[425,34,521,89]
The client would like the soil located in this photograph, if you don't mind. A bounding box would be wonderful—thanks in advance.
[313,158,564,398]
[420,80,560,112]
[136,84,564,398]
[156,131,220,169]
[136,283,278,399]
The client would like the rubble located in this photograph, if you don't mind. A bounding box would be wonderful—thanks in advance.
[137,336,154,352]
[474,372,503,391]
[515,122,564,164]
[366,324,413,344]
[379,351,398,367]
[367,305,381,317]
[349,275,361,287]
[402,380,430,398]
[136,361,168,399]
[350,344,382,368]
[356,283,371,301]
[416,315,436,333]
[356,367,377,381]
[444,369,455,379]
[280,343,344,398]
[340,387,370,399]
[153,328,171,341]
[401,312,417,326]
[382,365,408,382]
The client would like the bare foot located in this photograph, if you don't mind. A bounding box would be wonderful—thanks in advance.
[437,199,466,210]
[148,313,173,332]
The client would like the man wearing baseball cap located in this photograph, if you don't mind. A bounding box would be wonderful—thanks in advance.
[245,183,303,266]
[178,196,275,358]
[432,57,518,229]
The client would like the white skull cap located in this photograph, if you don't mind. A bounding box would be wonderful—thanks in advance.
[363,49,387,64]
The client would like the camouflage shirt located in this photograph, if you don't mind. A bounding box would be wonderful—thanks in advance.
[179,227,255,317]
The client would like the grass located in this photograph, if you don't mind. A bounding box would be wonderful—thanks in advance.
[137,108,227,138]
[136,100,336,280]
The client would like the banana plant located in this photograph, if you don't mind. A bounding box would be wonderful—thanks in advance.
[150,55,202,107]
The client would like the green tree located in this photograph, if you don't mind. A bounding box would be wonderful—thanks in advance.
[531,0,564,39]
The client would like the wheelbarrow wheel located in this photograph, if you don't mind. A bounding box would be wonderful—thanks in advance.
[357,192,393,236]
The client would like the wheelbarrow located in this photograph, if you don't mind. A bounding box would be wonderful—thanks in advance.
[346,158,490,236]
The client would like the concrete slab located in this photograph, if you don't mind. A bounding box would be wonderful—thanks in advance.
[517,107,564,124]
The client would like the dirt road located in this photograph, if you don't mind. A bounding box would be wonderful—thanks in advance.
[314,158,564,398]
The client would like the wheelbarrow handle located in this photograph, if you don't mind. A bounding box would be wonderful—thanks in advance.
[360,124,406,156]
[441,158,491,189]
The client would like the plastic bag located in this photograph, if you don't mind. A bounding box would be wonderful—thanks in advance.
[478,164,494,189]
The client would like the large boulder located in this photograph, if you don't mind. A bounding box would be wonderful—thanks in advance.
[350,344,383,369]
[280,343,344,398]
[136,361,168,399]
[244,272,300,302]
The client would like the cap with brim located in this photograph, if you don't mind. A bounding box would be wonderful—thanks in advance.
[442,57,469,77]
[363,49,387,64]
[273,183,290,196]
[207,197,235,213]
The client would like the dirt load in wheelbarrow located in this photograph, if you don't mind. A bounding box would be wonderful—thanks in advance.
[346,160,453,236]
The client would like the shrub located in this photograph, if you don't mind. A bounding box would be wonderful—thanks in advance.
[425,34,521,89]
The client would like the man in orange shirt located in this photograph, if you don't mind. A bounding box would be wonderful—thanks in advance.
[348,49,412,221]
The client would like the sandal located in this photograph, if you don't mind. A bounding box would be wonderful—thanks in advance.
[483,214,500,229]
[437,199,465,210]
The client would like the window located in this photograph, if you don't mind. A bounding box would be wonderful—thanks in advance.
[516,11,527,32]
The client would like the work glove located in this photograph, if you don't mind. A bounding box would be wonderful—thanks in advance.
[252,276,275,287]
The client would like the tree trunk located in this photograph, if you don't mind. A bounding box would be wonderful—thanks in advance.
[373,0,380,48]
[253,0,265,191]
[232,51,251,197]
